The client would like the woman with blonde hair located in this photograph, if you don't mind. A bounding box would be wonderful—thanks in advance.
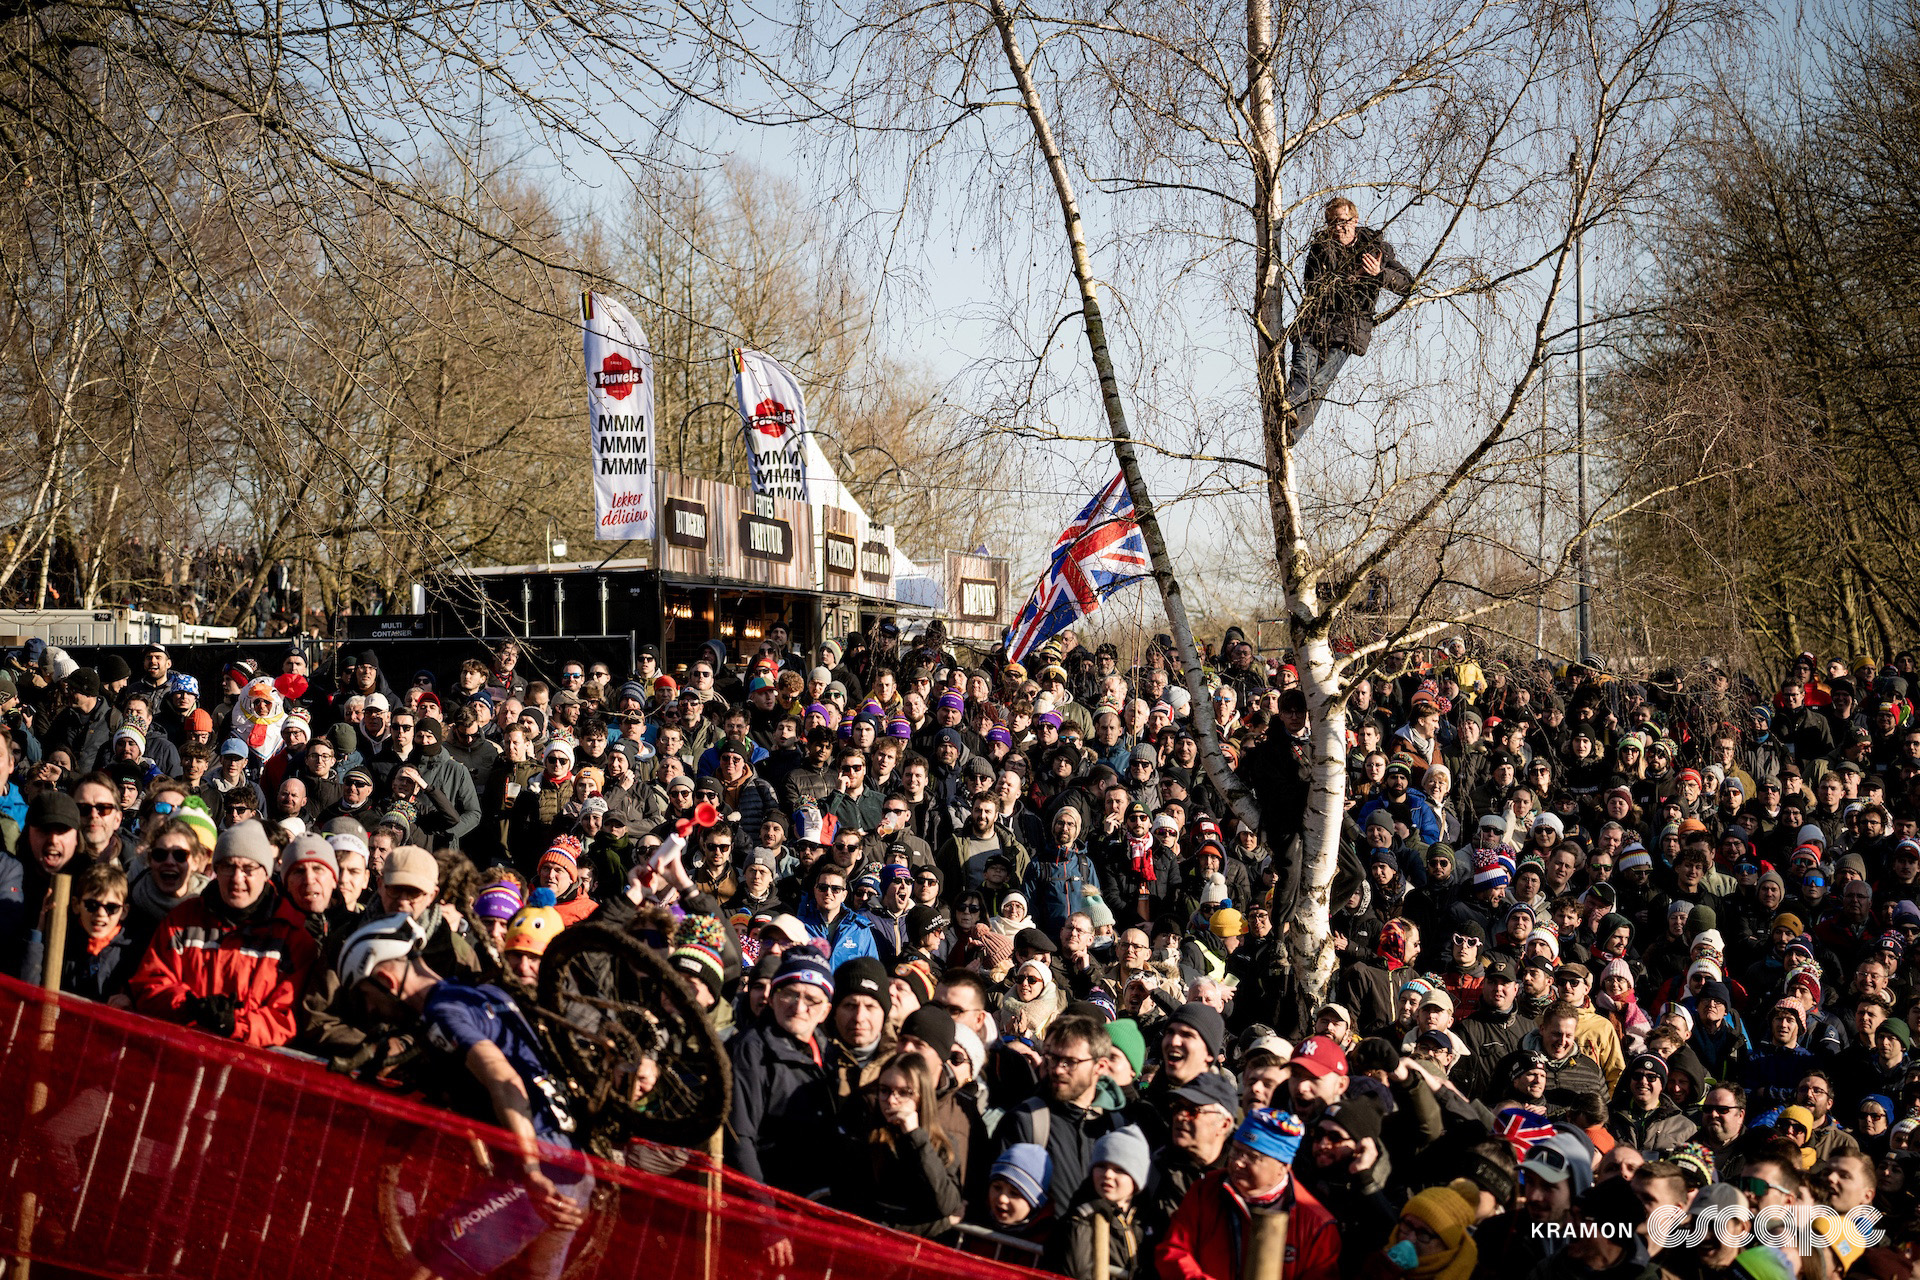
[1422,764,1461,844]
[126,808,216,950]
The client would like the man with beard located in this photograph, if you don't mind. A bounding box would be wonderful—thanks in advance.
[996,1014,1121,1210]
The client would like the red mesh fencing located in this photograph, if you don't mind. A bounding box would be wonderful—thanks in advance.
[0,975,1040,1280]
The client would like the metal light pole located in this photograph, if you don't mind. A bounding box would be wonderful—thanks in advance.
[1571,151,1594,667]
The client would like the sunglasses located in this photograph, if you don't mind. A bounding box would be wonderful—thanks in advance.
[77,802,116,816]
[1740,1175,1791,1197]
[148,844,194,863]
[80,899,124,916]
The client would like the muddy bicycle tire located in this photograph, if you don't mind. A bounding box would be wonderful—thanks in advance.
[535,922,731,1150]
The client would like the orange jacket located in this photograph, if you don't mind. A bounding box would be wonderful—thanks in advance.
[128,887,318,1047]
[1155,1169,1340,1280]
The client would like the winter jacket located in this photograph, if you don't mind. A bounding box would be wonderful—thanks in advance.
[1046,1196,1142,1280]
[128,884,318,1047]
[1140,1144,1224,1244]
[796,898,879,970]
[1288,228,1414,357]
[1605,1099,1698,1156]
[1511,1033,1610,1120]
[413,747,482,845]
[1022,842,1103,937]
[1355,787,1442,848]
[19,924,143,1001]
[726,1017,831,1193]
[1155,1170,1340,1280]
[1456,1003,1539,1100]
[719,773,782,846]
[1742,1042,1816,1106]
[46,700,120,774]
[829,1127,964,1239]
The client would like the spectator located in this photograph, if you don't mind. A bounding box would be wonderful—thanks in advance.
[1156,1107,1340,1280]
[128,819,317,1046]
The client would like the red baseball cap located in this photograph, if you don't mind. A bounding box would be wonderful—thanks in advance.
[1291,1035,1349,1078]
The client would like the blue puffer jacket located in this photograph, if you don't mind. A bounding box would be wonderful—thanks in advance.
[1023,841,1102,937]
[797,898,878,971]
[1354,788,1441,847]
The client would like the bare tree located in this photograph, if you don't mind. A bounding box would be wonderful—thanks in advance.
[802,0,1740,1001]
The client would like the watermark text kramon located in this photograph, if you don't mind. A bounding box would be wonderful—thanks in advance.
[1534,1205,1886,1250]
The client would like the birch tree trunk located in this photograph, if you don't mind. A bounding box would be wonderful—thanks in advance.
[1247,0,1347,999]
[988,0,1264,838]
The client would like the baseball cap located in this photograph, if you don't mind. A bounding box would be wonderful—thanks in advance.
[1290,1035,1348,1078]
[382,845,439,893]
[1169,1072,1242,1117]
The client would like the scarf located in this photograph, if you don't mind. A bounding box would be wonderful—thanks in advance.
[1399,1184,1479,1280]
[130,865,210,926]
[1127,832,1157,882]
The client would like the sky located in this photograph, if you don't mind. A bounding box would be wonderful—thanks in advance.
[451,0,1812,631]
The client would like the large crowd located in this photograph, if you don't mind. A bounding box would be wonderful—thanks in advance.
[1,622,1915,1280]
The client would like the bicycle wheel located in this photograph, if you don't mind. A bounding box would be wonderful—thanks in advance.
[535,922,731,1150]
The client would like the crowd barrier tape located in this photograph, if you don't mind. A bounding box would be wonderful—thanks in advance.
[0,974,1039,1280]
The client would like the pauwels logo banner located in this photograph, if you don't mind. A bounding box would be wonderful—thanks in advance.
[583,291,656,540]
[733,348,809,501]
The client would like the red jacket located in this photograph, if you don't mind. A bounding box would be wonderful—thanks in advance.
[128,887,318,1047]
[1155,1169,1340,1280]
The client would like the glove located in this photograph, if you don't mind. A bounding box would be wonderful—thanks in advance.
[192,994,237,1038]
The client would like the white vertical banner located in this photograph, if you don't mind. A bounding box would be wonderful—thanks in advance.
[734,347,809,501]
[582,291,656,540]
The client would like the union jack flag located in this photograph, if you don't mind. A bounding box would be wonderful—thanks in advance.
[1494,1107,1555,1161]
[1005,473,1152,661]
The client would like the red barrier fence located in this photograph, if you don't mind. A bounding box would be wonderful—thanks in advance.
[0,975,1039,1280]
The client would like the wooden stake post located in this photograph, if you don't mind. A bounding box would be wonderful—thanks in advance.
[14,872,72,1280]
[1243,1210,1289,1280]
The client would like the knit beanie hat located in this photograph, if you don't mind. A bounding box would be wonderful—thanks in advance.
[1401,1183,1478,1253]
[953,1024,988,1078]
[277,834,339,879]
[670,915,729,1002]
[1091,1125,1152,1192]
[1231,1107,1307,1165]
[475,882,524,922]
[900,1006,956,1060]
[176,796,219,852]
[772,948,834,996]
[214,819,275,871]
[991,1144,1052,1208]
[1167,1001,1226,1057]
[538,836,583,883]
[833,956,891,1014]
[1106,1018,1147,1074]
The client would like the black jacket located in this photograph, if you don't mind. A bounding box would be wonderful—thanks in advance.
[1291,228,1414,356]
[726,1017,831,1193]
[828,1127,964,1238]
